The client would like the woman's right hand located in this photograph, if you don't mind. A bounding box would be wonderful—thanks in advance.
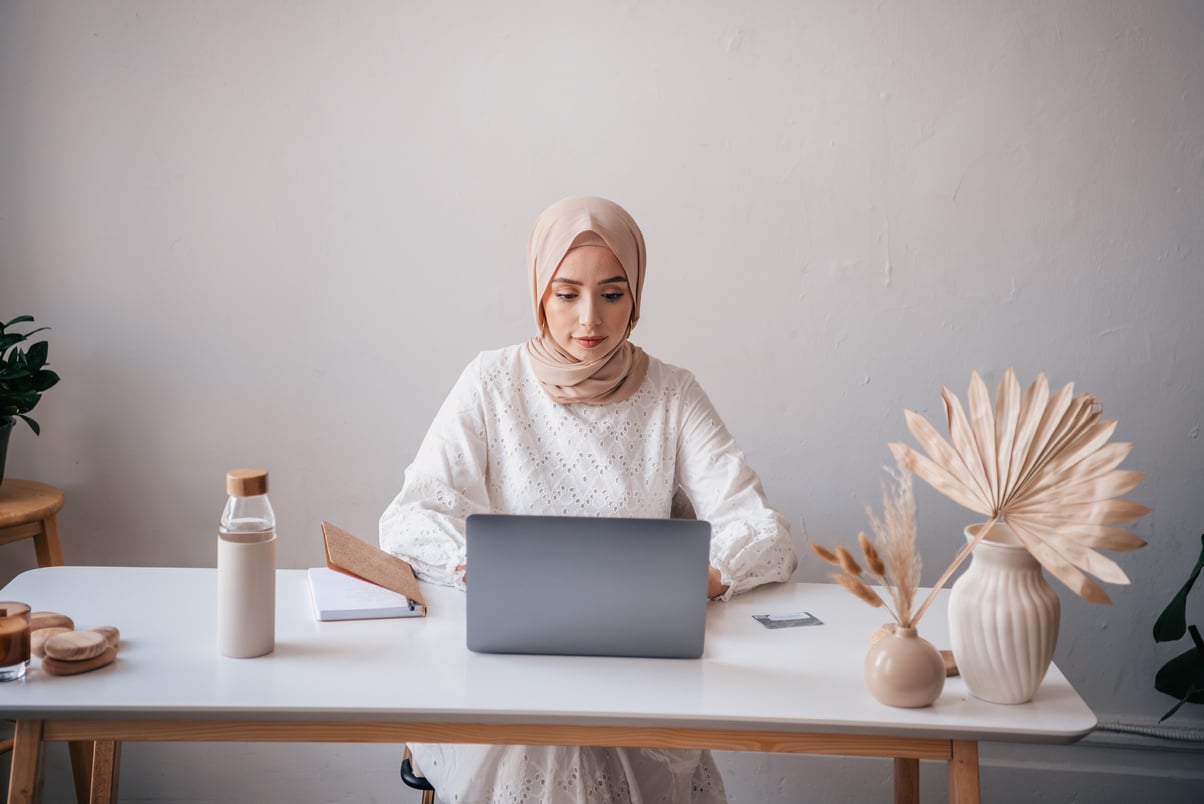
[707,566,729,599]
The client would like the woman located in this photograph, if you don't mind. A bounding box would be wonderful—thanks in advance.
[380,196,797,803]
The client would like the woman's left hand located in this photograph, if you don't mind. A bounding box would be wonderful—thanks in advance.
[708,566,729,599]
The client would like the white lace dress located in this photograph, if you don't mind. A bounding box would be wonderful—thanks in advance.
[380,345,797,804]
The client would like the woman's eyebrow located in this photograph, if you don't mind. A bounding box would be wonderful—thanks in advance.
[552,276,629,286]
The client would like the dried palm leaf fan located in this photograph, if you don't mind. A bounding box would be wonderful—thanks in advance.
[890,368,1148,619]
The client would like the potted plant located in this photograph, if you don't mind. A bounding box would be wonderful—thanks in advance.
[888,368,1149,703]
[812,465,949,708]
[1153,533,1204,721]
[1,315,61,485]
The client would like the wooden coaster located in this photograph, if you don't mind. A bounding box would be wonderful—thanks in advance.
[91,626,120,649]
[31,627,72,658]
[31,611,74,631]
[42,645,118,676]
[44,630,108,661]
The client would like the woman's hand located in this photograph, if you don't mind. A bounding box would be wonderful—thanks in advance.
[708,566,729,599]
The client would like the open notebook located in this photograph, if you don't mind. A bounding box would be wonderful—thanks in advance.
[307,566,424,621]
[307,521,427,621]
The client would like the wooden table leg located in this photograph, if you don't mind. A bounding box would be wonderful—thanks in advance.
[7,720,45,804]
[88,740,121,804]
[893,756,920,804]
[69,740,95,804]
[947,740,980,804]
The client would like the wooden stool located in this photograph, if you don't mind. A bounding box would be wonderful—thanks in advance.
[0,479,99,804]
[0,479,66,568]
[1,480,65,767]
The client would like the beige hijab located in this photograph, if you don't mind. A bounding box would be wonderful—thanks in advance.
[525,196,650,404]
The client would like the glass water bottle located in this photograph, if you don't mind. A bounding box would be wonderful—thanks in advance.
[217,468,276,658]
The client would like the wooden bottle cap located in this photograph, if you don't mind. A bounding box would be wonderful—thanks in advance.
[43,629,108,661]
[31,627,72,657]
[31,611,74,631]
[227,469,268,496]
[42,645,118,676]
[91,625,120,649]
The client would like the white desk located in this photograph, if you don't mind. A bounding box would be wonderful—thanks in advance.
[0,567,1095,803]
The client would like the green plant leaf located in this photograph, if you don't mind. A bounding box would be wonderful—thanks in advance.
[32,369,59,392]
[26,339,48,370]
[1155,645,1204,710]
[1159,684,1201,722]
[1,317,56,435]
[12,394,39,412]
[1153,534,1204,642]
[0,325,47,347]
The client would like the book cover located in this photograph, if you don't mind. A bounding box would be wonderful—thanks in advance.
[320,521,426,607]
[307,566,425,621]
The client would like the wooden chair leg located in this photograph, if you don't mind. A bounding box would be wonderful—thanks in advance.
[33,514,66,567]
[401,746,436,803]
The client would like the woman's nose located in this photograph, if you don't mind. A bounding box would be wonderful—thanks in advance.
[579,298,601,327]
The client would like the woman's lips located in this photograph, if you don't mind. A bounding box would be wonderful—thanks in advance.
[575,336,606,349]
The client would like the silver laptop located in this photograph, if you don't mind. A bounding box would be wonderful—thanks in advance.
[466,514,712,659]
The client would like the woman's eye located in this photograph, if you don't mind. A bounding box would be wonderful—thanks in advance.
[555,292,578,302]
[603,292,626,302]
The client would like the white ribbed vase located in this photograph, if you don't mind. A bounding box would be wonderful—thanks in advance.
[948,523,1061,705]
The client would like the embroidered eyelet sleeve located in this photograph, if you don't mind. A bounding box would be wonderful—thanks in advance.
[674,375,798,599]
[379,358,490,588]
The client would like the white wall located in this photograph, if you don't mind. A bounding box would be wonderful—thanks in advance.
[3,1,1202,801]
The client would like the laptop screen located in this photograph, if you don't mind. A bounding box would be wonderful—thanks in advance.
[465,514,712,659]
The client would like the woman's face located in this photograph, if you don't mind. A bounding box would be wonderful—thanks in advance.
[542,245,634,362]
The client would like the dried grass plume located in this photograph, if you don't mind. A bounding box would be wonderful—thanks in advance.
[813,464,924,627]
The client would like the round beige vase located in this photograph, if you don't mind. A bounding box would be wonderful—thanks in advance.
[948,523,1061,704]
[864,625,946,708]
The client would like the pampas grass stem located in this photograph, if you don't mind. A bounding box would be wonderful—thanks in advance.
[865,466,921,626]
[859,531,886,577]
[836,546,864,577]
[810,543,839,565]
[834,573,884,608]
